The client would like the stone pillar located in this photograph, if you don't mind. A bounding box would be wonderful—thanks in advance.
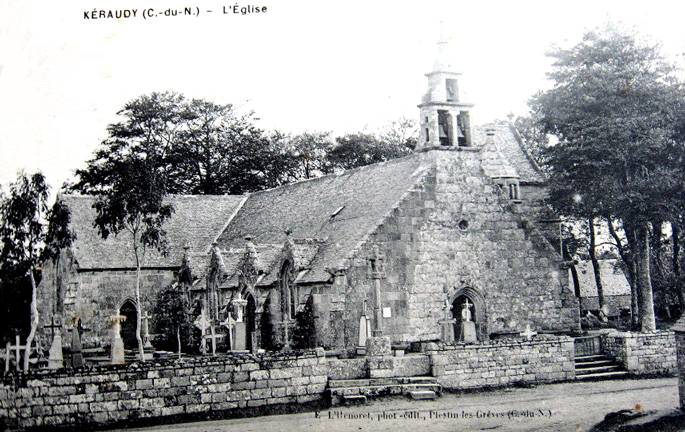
[672,318,685,410]
[110,315,126,365]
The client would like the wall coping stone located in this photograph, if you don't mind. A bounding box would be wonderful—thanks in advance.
[0,349,324,385]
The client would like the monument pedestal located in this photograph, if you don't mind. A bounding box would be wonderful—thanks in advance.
[48,331,64,370]
[459,321,477,343]
[366,336,391,357]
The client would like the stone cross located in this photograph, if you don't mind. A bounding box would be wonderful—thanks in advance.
[461,299,473,322]
[520,324,538,341]
[6,336,25,372]
[45,316,64,369]
[141,311,154,349]
[194,311,211,354]
[109,314,127,365]
[439,298,457,343]
[203,325,223,356]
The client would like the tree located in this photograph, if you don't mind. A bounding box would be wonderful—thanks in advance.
[151,284,193,356]
[530,23,685,330]
[72,92,298,196]
[93,157,174,361]
[73,91,186,194]
[327,132,413,171]
[378,117,418,151]
[0,172,73,371]
[285,131,334,180]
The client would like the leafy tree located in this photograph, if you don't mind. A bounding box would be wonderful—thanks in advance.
[327,132,413,171]
[0,172,73,371]
[293,295,316,349]
[72,92,298,196]
[42,197,77,316]
[151,284,193,356]
[378,117,418,151]
[73,91,186,194]
[285,131,334,180]
[530,23,685,330]
[93,157,174,361]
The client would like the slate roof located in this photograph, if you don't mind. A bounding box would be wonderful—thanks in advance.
[215,154,431,283]
[573,259,632,298]
[62,194,246,270]
[472,122,545,184]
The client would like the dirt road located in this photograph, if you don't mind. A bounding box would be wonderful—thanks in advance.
[121,377,679,432]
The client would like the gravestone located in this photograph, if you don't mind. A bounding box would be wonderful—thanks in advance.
[231,295,248,351]
[70,317,85,368]
[458,299,477,343]
[109,315,126,365]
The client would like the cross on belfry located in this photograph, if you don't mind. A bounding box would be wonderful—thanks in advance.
[520,324,537,341]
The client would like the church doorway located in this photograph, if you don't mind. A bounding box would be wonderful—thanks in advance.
[452,294,478,342]
[245,293,256,351]
[119,300,138,350]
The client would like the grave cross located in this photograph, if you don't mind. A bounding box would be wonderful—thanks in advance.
[44,316,63,338]
[194,311,211,354]
[520,324,538,341]
[203,325,223,356]
[6,336,26,372]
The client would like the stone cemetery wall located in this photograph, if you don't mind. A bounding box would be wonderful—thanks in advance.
[602,330,676,375]
[0,350,327,430]
[426,336,575,389]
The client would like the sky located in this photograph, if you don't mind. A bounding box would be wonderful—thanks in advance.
[1,0,684,190]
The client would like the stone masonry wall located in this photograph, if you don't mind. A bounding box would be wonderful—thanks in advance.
[0,350,327,430]
[338,151,578,353]
[427,336,575,389]
[602,330,676,375]
[38,261,177,348]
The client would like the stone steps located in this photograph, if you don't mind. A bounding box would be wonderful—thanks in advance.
[575,354,629,381]
[328,376,442,406]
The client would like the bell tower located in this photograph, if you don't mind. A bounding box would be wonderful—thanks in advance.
[417,25,474,151]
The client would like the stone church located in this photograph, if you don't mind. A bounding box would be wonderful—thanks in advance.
[37,36,580,356]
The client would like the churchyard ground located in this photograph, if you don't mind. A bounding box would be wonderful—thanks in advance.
[120,377,681,432]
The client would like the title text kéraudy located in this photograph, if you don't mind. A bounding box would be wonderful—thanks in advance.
[84,5,266,20]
